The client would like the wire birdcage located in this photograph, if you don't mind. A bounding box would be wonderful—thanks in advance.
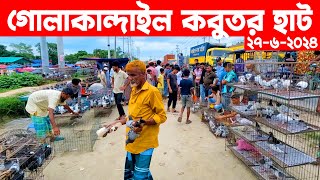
[227,61,320,180]
[0,129,53,180]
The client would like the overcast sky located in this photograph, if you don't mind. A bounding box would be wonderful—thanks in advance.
[0,36,244,61]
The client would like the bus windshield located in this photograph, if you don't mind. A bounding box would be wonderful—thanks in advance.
[212,50,231,57]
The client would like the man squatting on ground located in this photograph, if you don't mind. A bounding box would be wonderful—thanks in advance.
[105,60,167,180]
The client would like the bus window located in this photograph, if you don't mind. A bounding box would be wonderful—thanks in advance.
[207,50,212,56]
[212,50,231,57]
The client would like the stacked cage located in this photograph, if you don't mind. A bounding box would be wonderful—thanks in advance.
[227,60,320,180]
[0,129,53,180]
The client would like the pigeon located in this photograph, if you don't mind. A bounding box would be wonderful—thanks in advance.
[267,132,281,144]
[296,81,308,90]
[255,122,263,136]
[269,79,278,86]
[271,78,283,93]
[238,76,246,84]
[275,113,295,124]
[281,79,292,91]
[245,73,253,81]
[270,166,286,178]
[275,102,299,118]
[269,144,284,153]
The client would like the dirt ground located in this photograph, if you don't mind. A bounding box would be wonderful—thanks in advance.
[0,81,68,97]
[43,102,256,180]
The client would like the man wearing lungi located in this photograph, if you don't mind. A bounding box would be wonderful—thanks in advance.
[25,88,78,141]
[105,60,167,180]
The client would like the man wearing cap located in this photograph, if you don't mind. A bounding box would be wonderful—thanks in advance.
[25,88,79,141]
[100,67,108,88]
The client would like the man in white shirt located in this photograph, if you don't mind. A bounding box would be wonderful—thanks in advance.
[100,68,108,88]
[111,61,130,120]
[155,60,162,78]
[25,88,78,141]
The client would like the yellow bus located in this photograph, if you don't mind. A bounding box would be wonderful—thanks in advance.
[205,48,233,65]
[189,43,227,65]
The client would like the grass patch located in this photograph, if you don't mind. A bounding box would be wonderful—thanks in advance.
[0,96,28,124]
[0,87,20,93]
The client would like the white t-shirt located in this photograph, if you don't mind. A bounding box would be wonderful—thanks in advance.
[155,65,162,78]
[26,90,66,117]
[177,71,182,85]
[112,70,128,93]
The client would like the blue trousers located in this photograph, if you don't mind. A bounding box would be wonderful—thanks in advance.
[124,148,154,180]
[200,84,205,103]
[163,81,168,97]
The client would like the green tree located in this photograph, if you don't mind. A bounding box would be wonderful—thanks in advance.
[93,49,108,58]
[76,50,88,58]
[64,54,78,64]
[35,42,58,65]
[0,45,15,57]
[10,43,33,54]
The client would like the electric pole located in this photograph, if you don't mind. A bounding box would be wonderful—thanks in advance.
[107,37,111,59]
[127,37,130,60]
[40,37,49,74]
[114,36,117,58]
[122,37,125,58]
[57,37,65,72]
[176,45,179,62]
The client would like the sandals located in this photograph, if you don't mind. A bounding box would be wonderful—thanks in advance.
[177,117,182,123]
[186,120,192,124]
[172,110,179,113]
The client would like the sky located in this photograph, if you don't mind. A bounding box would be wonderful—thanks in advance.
[0,36,244,61]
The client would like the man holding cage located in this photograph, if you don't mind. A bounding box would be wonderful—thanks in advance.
[105,60,167,180]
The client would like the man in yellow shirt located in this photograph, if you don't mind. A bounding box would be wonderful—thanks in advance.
[105,60,167,180]
[157,68,165,96]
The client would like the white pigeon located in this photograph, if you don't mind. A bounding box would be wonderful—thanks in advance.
[245,74,253,81]
[238,76,246,84]
[73,104,79,113]
[275,113,295,124]
[269,79,278,86]
[58,106,66,114]
[281,79,292,91]
[254,75,263,85]
[296,81,308,90]
[269,144,284,153]
[272,79,283,93]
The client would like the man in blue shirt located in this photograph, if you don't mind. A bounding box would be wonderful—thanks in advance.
[163,64,172,98]
[221,62,237,113]
[178,69,194,124]
[214,57,227,90]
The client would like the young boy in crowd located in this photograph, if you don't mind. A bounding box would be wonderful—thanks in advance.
[177,69,194,124]
[147,69,153,84]
[157,68,165,96]
[208,86,223,112]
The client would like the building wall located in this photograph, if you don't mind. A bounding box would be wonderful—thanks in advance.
[163,54,175,64]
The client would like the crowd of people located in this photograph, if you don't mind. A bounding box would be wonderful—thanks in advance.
[135,58,239,122]
[25,58,240,180]
[96,58,239,125]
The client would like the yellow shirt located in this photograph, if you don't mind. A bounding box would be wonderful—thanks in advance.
[157,74,164,89]
[126,81,167,154]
